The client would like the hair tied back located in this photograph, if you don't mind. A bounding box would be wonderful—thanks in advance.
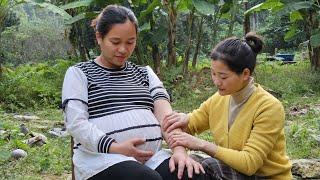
[244,32,263,54]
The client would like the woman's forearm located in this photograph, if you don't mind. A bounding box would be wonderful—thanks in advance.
[200,140,217,157]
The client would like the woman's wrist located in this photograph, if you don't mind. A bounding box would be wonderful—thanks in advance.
[108,141,120,154]
[200,141,217,157]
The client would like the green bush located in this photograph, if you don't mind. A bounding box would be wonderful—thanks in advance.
[0,59,76,111]
[0,3,73,66]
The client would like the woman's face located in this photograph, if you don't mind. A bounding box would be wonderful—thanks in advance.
[96,20,137,68]
[211,60,250,96]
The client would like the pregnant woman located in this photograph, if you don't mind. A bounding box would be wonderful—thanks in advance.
[62,4,204,180]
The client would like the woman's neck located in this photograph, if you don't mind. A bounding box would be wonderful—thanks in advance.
[231,77,254,104]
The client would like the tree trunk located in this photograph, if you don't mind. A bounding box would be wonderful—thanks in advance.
[0,55,2,78]
[243,1,250,35]
[134,42,142,65]
[0,33,2,77]
[150,14,161,74]
[167,3,177,67]
[152,44,161,74]
[192,17,204,68]
[183,8,195,75]
[210,7,222,48]
[312,47,320,70]
[227,0,237,37]
[306,9,320,70]
[251,13,258,31]
[68,9,90,61]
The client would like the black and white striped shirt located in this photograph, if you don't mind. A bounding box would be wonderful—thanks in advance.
[62,60,170,160]
[63,60,170,119]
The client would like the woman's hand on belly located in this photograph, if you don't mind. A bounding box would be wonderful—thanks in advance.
[109,138,154,163]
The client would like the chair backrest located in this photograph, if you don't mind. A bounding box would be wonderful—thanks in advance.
[71,136,75,180]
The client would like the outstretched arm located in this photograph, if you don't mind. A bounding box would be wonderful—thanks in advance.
[154,99,204,179]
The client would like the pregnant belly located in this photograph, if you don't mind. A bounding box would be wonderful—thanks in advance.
[108,124,163,153]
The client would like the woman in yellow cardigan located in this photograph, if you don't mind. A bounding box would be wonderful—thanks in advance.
[163,32,292,179]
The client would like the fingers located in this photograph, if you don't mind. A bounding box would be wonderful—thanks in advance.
[177,158,185,179]
[135,149,153,164]
[166,121,183,133]
[200,163,205,174]
[130,138,146,146]
[186,159,193,178]
[136,149,154,157]
[163,112,178,131]
[167,132,187,149]
[169,157,175,172]
[136,157,149,164]
[189,158,205,175]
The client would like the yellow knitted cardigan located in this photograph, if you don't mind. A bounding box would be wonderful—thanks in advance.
[187,83,292,179]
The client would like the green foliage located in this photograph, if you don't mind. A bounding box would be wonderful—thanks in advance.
[20,0,72,20]
[0,59,76,111]
[192,0,216,15]
[0,108,70,178]
[254,60,320,101]
[161,60,216,112]
[0,3,73,65]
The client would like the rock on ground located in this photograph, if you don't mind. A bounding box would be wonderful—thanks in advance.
[292,159,320,179]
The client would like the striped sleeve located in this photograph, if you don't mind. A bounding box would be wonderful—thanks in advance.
[62,66,88,110]
[98,135,116,153]
[146,66,170,102]
[62,66,115,153]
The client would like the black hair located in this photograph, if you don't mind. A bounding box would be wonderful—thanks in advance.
[210,32,263,75]
[91,5,138,38]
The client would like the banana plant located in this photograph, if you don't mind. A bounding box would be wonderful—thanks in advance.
[246,0,320,70]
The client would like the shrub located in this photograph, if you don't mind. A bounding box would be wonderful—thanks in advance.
[0,59,76,111]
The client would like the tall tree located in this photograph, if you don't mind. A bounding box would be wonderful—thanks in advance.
[192,16,203,68]
[0,0,9,77]
[227,0,239,37]
[182,7,195,74]
[246,0,320,70]
[243,0,250,34]
[162,0,178,67]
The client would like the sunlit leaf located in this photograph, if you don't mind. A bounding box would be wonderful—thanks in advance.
[60,0,93,10]
[290,11,303,22]
[139,0,161,21]
[139,22,150,32]
[65,12,97,25]
[19,0,72,20]
[245,0,283,15]
[284,23,298,41]
[277,1,314,16]
[192,0,216,15]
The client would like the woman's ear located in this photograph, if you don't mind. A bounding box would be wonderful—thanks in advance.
[95,32,102,45]
[243,68,251,81]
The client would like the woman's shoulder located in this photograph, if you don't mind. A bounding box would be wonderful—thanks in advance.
[126,61,149,75]
[73,60,95,70]
[252,83,284,110]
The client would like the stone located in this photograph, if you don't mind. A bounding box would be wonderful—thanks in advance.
[291,159,320,179]
[311,134,320,144]
[195,89,201,94]
[11,149,27,159]
[48,128,69,138]
[0,130,6,135]
[25,133,47,146]
[13,115,40,121]
[289,106,308,116]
